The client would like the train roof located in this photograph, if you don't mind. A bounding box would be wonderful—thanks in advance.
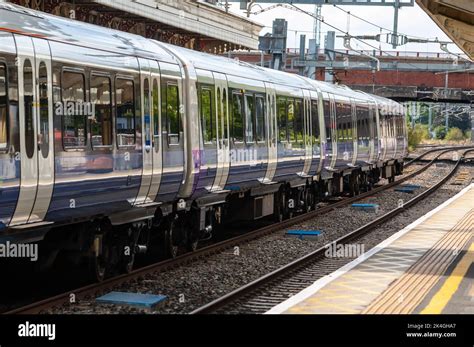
[0,3,400,108]
[167,44,371,100]
[0,3,176,63]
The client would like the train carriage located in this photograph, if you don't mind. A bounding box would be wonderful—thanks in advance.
[0,3,407,279]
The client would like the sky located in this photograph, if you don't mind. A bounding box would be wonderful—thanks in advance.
[226,2,465,56]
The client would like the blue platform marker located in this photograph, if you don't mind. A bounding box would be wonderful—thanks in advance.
[401,184,422,189]
[96,292,167,309]
[352,203,379,212]
[286,230,322,240]
[395,187,417,193]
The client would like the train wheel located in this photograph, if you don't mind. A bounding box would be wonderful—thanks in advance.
[122,254,135,274]
[187,238,199,252]
[303,188,313,213]
[164,219,179,258]
[274,190,288,222]
[87,232,108,282]
[186,227,199,252]
[89,254,107,282]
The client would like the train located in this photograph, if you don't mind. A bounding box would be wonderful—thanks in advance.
[0,3,407,280]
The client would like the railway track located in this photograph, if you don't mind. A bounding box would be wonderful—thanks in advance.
[5,146,472,315]
[191,148,474,314]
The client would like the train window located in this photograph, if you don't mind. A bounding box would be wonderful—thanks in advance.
[255,95,265,142]
[0,63,7,151]
[116,78,136,147]
[323,100,331,142]
[244,94,254,143]
[222,89,228,141]
[62,71,87,149]
[294,99,303,143]
[38,62,49,158]
[153,79,160,150]
[277,97,287,142]
[144,78,151,148]
[200,87,214,143]
[24,60,35,158]
[231,91,244,143]
[311,101,320,145]
[217,88,222,141]
[166,83,180,145]
[287,99,295,143]
[90,75,112,147]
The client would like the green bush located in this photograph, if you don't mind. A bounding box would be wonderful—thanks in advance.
[434,126,447,140]
[419,124,431,140]
[408,123,428,150]
[466,130,472,140]
[445,127,465,141]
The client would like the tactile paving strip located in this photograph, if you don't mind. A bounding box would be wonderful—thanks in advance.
[363,210,473,314]
[282,186,474,314]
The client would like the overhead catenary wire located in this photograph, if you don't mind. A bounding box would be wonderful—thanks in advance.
[332,4,445,42]
[289,3,425,71]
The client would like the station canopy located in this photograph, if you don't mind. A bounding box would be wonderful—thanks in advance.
[417,0,474,60]
[7,0,263,52]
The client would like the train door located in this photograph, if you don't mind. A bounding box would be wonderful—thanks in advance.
[309,88,324,176]
[301,89,312,176]
[10,36,54,226]
[379,106,388,161]
[328,94,338,169]
[263,82,277,183]
[351,98,358,166]
[368,101,377,163]
[134,58,154,205]
[147,62,163,203]
[210,72,230,191]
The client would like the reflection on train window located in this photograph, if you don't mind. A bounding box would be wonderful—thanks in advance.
[153,79,159,138]
[287,99,295,143]
[62,71,87,149]
[244,94,254,144]
[165,84,180,145]
[116,78,135,147]
[255,95,265,142]
[311,101,320,145]
[323,100,331,142]
[0,63,7,151]
[24,59,35,158]
[143,78,151,148]
[357,104,370,141]
[277,97,287,142]
[222,89,228,141]
[294,99,303,144]
[200,87,214,143]
[90,75,112,147]
[231,92,244,143]
[38,62,49,158]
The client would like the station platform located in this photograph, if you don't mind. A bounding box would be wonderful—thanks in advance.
[267,184,474,315]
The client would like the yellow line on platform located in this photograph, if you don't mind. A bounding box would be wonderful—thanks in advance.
[420,242,474,314]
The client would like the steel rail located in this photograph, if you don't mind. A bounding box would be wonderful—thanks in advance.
[190,148,474,314]
[5,146,469,315]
